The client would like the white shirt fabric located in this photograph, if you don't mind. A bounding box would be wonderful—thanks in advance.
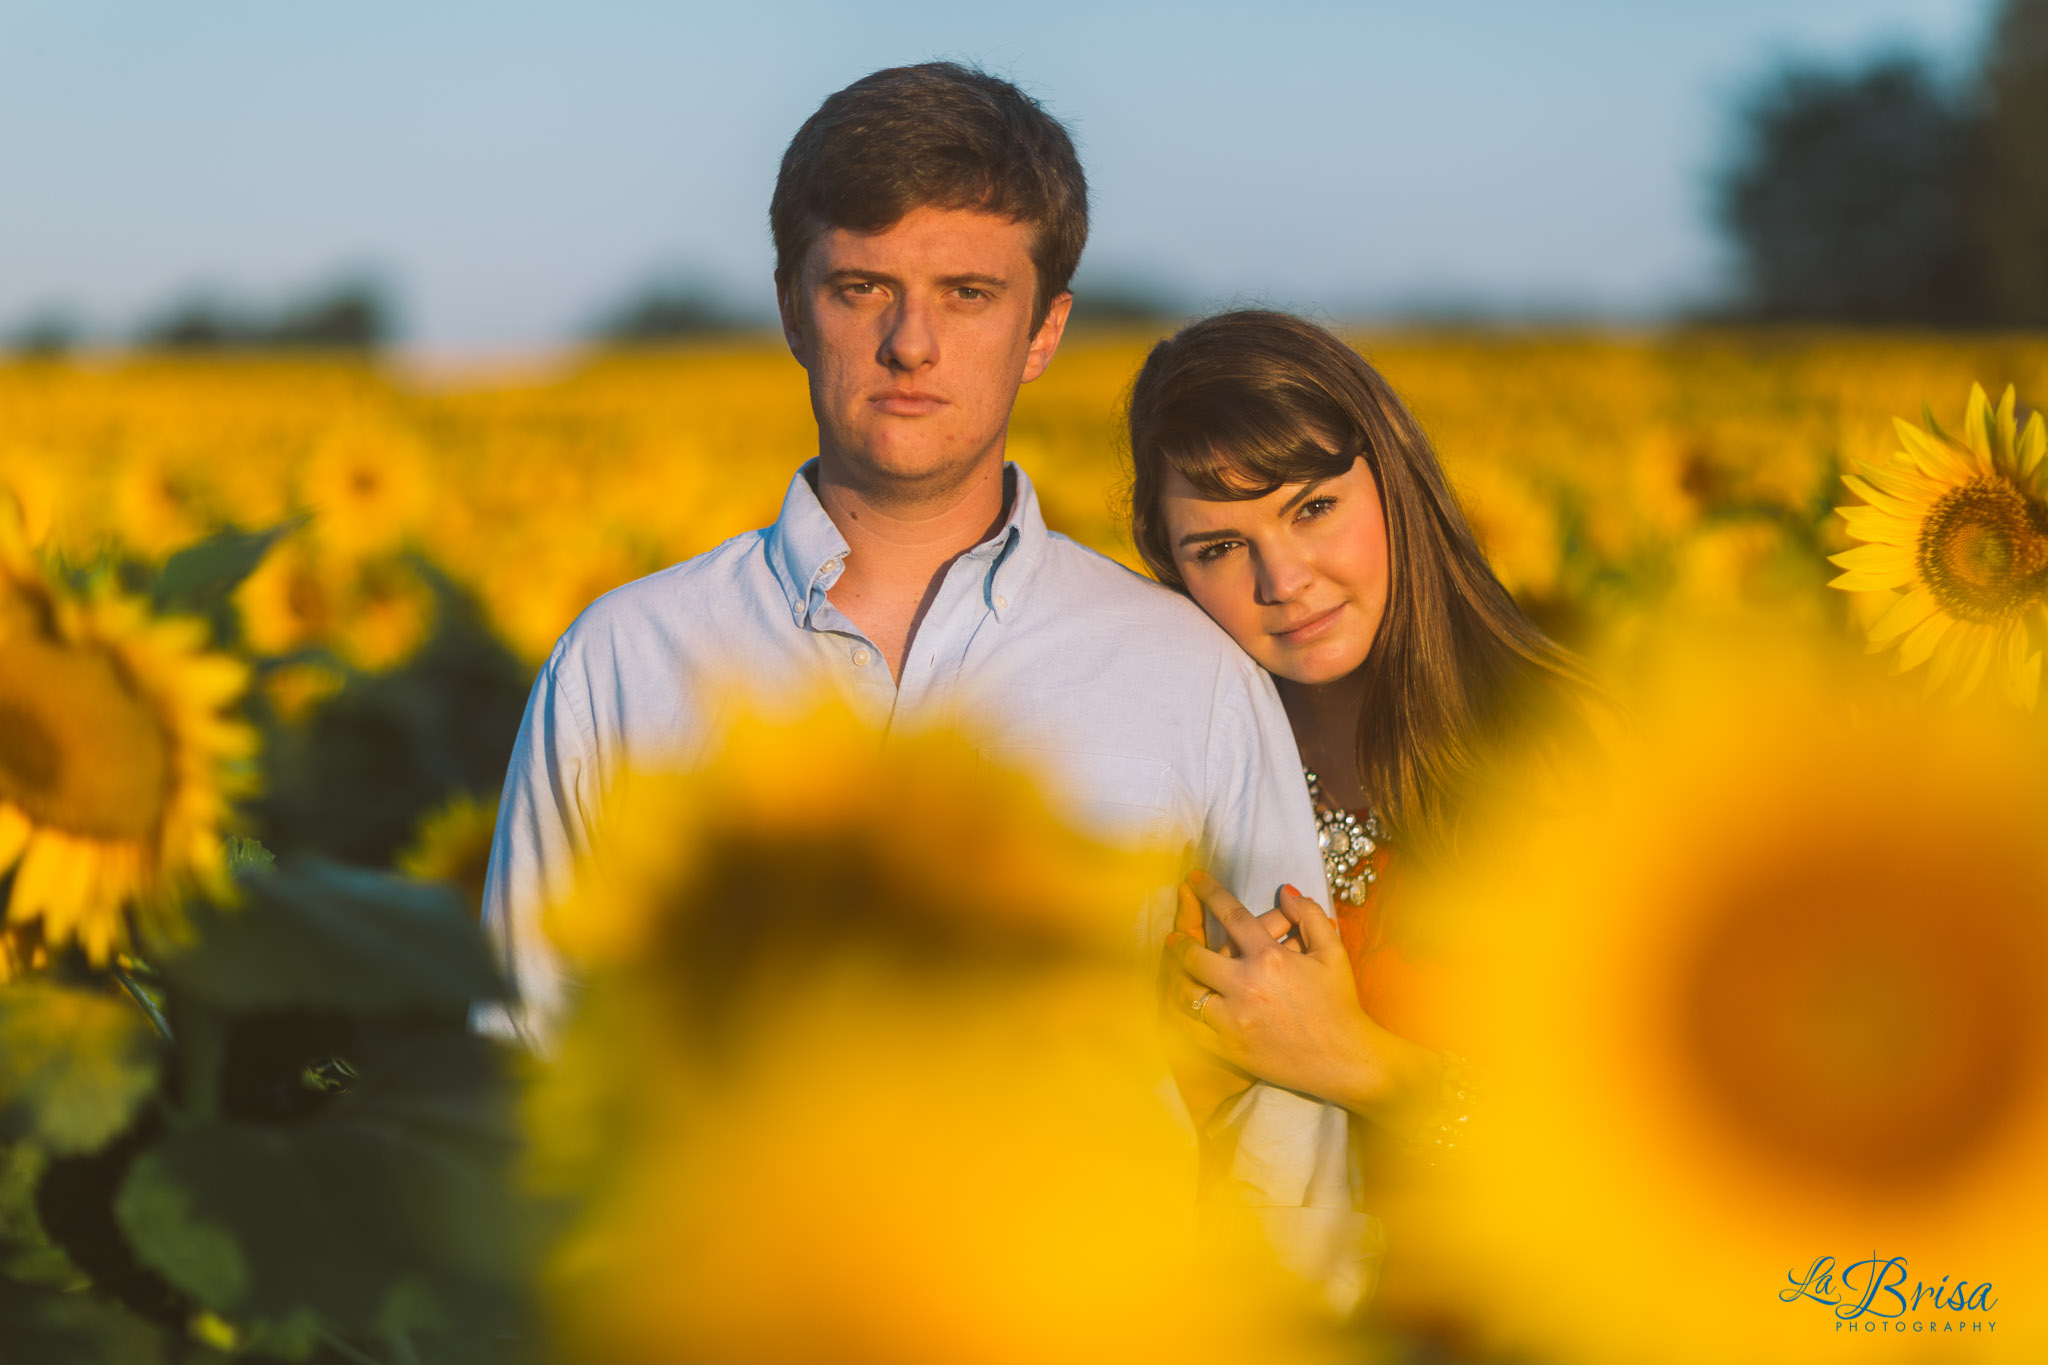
[477,458,1376,1309]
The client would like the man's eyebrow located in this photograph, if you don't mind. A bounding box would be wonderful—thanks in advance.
[937,272,1009,289]
[818,267,899,285]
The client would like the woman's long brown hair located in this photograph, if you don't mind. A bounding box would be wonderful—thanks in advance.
[1126,309,1599,867]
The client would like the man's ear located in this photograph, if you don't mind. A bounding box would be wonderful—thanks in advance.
[1020,290,1073,384]
[777,279,810,368]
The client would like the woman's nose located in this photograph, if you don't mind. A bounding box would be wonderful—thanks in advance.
[1253,546,1313,605]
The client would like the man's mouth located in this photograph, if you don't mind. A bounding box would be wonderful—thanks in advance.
[871,389,947,416]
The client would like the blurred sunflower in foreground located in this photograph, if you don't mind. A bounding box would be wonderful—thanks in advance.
[526,704,1341,1365]
[0,500,253,971]
[1830,383,2048,706]
[1386,626,2048,1364]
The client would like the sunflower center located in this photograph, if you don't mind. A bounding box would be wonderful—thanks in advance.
[1915,477,2048,624]
[0,634,170,840]
[1676,846,2044,1198]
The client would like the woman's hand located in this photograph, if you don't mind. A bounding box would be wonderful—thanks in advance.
[1165,869,1445,1139]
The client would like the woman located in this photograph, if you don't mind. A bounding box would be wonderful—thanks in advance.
[1125,309,1601,1156]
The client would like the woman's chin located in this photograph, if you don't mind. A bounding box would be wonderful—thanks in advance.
[1260,641,1369,688]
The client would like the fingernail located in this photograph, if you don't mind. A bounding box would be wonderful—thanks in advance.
[1280,883,1298,898]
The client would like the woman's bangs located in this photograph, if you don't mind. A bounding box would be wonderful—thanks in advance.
[1164,414,1355,503]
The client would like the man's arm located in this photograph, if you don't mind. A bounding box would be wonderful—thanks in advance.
[473,643,599,1053]
[1198,652,1329,917]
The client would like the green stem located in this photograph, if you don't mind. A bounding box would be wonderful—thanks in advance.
[111,967,173,1042]
[313,1327,386,1365]
[385,1327,424,1365]
[169,997,225,1124]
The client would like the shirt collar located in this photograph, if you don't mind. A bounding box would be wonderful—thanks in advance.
[764,459,1051,628]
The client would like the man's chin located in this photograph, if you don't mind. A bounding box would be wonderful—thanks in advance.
[831,431,1000,487]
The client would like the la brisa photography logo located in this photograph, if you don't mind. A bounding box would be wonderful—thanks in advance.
[1782,1254,1998,1336]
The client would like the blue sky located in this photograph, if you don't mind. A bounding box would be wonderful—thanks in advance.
[0,0,1991,349]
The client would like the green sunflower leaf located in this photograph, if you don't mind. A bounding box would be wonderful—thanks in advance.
[149,859,504,1017]
[0,983,161,1155]
[151,521,299,616]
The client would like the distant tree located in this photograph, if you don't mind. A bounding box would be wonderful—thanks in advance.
[266,279,394,349]
[135,297,247,349]
[590,280,756,344]
[1064,272,1186,329]
[1718,54,1983,323]
[1977,0,2048,323]
[3,310,83,357]
[134,278,394,351]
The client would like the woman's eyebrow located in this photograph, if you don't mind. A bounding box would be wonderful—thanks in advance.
[1176,478,1337,550]
[1277,477,1334,516]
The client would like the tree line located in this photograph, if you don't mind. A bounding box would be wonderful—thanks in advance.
[1719,0,2048,325]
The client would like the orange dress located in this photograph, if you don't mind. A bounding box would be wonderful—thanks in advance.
[1330,835,1455,1056]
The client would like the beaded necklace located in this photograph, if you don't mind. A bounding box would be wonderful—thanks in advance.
[1304,766,1384,904]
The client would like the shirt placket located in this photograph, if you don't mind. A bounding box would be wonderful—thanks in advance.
[892,547,1001,728]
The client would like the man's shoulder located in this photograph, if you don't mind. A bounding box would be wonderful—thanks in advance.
[552,528,774,662]
[1035,532,1253,660]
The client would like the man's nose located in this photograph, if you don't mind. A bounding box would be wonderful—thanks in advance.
[878,295,937,372]
[1253,545,1313,605]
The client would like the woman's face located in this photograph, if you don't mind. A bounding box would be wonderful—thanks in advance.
[1160,454,1390,686]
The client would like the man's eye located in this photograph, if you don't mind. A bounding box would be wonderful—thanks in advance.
[842,281,880,297]
[956,287,987,301]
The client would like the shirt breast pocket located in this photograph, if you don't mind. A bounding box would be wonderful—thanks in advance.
[979,744,1181,847]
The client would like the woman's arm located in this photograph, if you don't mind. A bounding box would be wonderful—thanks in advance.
[1164,871,1447,1142]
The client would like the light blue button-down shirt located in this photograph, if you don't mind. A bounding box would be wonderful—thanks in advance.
[477,459,1373,1305]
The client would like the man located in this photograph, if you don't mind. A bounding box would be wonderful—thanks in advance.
[479,61,1370,1308]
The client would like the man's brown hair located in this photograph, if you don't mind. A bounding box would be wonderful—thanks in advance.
[770,62,1089,328]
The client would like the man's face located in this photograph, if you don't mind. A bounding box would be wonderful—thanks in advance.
[780,204,1071,494]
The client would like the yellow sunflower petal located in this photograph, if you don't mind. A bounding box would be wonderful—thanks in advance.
[1993,384,2019,467]
[2020,411,2047,480]
[1866,585,1939,648]
[1839,473,1917,518]
[1827,542,1914,578]
[1964,383,1995,464]
[1835,504,1915,545]
[2001,623,2042,711]
[1896,420,1978,483]
[1896,609,1954,671]
[1947,624,1998,699]
[1865,446,1951,498]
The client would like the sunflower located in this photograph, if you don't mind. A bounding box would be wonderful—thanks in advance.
[1829,384,2048,707]
[527,701,1339,1365]
[1383,629,2048,1364]
[397,791,498,921]
[0,506,254,972]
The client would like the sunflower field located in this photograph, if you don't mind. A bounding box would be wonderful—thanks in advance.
[3,330,2048,1363]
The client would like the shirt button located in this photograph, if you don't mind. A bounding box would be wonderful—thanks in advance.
[852,647,872,667]
[993,595,1009,611]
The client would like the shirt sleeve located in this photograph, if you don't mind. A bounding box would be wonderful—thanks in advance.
[1197,651,1330,913]
[1192,650,1372,1313]
[472,640,599,1053]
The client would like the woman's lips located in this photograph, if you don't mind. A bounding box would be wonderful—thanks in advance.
[1272,603,1345,645]
[872,390,947,416]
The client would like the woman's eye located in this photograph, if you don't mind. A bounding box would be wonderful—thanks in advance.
[1297,496,1338,521]
[1194,540,1240,563]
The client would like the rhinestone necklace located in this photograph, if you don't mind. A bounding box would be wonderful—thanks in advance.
[1305,766,1383,904]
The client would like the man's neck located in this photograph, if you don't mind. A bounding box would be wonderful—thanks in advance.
[814,452,1011,681]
